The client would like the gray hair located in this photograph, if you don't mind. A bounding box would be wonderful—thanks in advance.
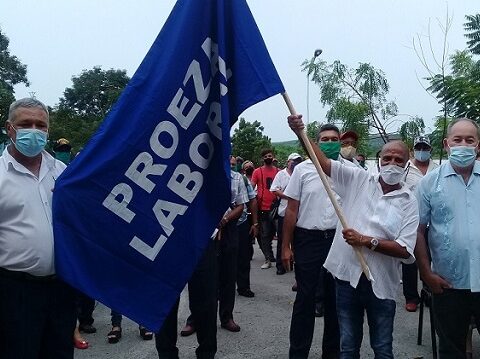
[446,118,480,139]
[7,97,49,123]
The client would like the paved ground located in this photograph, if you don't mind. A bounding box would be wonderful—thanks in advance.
[75,243,479,358]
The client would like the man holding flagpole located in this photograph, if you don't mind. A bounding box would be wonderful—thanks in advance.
[287,114,418,358]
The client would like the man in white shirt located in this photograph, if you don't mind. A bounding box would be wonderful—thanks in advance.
[402,135,438,312]
[270,152,302,275]
[282,125,341,359]
[0,98,76,358]
[287,114,418,359]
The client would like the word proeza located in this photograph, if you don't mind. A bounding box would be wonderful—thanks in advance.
[103,38,231,261]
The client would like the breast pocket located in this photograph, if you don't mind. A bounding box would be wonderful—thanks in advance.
[382,203,403,240]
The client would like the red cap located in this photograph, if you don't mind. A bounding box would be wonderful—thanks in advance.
[340,130,358,141]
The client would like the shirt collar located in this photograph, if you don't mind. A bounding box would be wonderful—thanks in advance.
[2,145,57,178]
[443,160,480,177]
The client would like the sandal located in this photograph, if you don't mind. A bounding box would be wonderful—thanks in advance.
[107,326,122,344]
[139,326,153,340]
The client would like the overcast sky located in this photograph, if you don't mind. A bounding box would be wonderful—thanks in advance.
[0,0,477,141]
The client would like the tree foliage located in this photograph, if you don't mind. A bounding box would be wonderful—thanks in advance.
[399,117,425,149]
[50,66,130,151]
[58,66,130,118]
[427,15,480,122]
[231,118,272,166]
[304,59,397,144]
[428,50,480,121]
[0,28,29,125]
[429,117,452,158]
[465,14,480,55]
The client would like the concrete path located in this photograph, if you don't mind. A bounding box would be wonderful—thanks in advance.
[75,244,479,358]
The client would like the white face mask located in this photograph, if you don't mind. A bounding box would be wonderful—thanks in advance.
[379,164,405,185]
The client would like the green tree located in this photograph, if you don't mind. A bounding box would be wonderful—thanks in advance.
[231,118,272,166]
[327,99,370,154]
[426,14,480,123]
[465,14,480,55]
[399,117,425,149]
[428,50,480,121]
[304,60,397,143]
[58,66,130,118]
[50,66,130,151]
[429,117,452,158]
[0,28,29,143]
[306,121,321,141]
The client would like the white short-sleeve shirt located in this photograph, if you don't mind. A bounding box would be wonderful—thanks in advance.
[0,148,66,276]
[324,160,419,300]
[270,168,291,217]
[283,160,340,230]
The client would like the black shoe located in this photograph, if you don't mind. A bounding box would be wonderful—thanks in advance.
[221,319,240,332]
[315,302,324,317]
[238,289,255,298]
[180,324,196,337]
[79,324,97,334]
[276,268,286,275]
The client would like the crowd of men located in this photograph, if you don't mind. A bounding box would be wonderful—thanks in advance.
[0,97,479,359]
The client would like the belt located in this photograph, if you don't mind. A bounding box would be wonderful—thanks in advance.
[0,267,56,282]
[295,227,336,236]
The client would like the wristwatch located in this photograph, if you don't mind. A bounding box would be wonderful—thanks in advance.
[370,237,379,251]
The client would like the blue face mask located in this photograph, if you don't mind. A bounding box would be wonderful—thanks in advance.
[414,150,431,162]
[448,145,477,168]
[11,127,48,157]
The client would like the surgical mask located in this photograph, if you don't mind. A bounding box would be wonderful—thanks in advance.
[264,158,273,165]
[340,145,357,160]
[11,127,47,157]
[55,151,71,165]
[245,167,254,176]
[379,164,405,185]
[319,141,341,160]
[414,150,431,162]
[448,145,477,168]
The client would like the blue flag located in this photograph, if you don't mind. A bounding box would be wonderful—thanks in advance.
[53,0,284,331]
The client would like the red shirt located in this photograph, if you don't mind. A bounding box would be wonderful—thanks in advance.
[251,166,279,211]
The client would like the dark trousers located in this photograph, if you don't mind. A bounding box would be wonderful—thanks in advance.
[237,220,252,292]
[77,291,95,326]
[111,310,123,327]
[155,240,217,359]
[218,221,239,324]
[258,210,276,262]
[276,216,284,271]
[401,262,420,303]
[0,271,76,359]
[432,289,480,359]
[289,227,339,359]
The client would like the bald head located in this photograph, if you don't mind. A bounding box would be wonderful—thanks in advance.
[379,140,409,167]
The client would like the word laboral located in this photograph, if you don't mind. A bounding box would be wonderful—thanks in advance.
[102,37,231,261]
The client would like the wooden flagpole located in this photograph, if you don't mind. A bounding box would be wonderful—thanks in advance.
[281,92,371,280]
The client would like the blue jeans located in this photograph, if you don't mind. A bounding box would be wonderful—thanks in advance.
[336,276,395,359]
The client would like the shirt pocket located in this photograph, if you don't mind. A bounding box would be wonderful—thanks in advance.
[382,202,403,240]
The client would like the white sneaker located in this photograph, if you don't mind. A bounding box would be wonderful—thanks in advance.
[261,260,271,269]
